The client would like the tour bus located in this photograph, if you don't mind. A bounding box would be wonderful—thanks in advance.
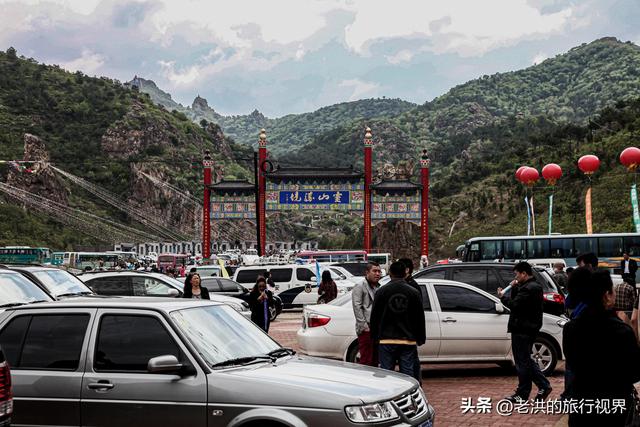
[0,246,52,264]
[107,251,139,264]
[461,233,640,272]
[63,252,119,270]
[157,253,190,270]
[296,250,367,263]
[51,251,65,266]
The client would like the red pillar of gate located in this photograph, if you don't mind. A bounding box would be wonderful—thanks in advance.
[258,129,267,256]
[363,127,373,254]
[202,150,213,259]
[420,149,430,262]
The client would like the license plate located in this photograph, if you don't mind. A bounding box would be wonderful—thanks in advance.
[417,420,432,427]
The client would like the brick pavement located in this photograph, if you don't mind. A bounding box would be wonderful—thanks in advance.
[269,311,568,427]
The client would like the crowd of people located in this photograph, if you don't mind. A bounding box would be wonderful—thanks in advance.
[350,254,640,426]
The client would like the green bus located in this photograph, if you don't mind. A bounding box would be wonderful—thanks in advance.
[0,246,52,264]
[51,252,65,266]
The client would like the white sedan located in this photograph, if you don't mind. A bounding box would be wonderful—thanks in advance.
[297,279,566,375]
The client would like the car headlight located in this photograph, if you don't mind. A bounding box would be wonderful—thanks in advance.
[345,401,399,423]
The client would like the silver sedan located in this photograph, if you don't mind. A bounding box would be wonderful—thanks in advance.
[297,279,566,375]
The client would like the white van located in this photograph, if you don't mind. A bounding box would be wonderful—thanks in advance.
[232,264,353,308]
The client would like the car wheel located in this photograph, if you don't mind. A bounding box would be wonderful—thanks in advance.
[346,341,360,363]
[269,305,278,322]
[532,336,558,375]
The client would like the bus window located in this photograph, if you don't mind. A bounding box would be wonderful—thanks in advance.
[466,243,480,262]
[625,236,640,256]
[526,239,550,259]
[480,240,502,261]
[598,237,623,257]
[550,238,573,258]
[574,238,596,256]
[503,240,525,260]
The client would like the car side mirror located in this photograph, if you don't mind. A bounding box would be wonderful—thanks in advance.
[167,288,180,297]
[310,276,316,282]
[147,355,183,374]
[495,302,505,314]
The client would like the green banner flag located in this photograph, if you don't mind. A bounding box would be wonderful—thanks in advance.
[548,194,554,235]
[632,184,640,233]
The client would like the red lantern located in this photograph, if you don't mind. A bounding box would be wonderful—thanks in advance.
[520,167,539,186]
[542,163,562,186]
[578,155,600,175]
[620,147,640,171]
[515,166,527,182]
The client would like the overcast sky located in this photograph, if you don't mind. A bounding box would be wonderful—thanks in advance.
[1,0,639,117]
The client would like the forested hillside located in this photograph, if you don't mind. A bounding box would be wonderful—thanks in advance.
[134,77,416,154]
[280,38,640,256]
[2,36,640,257]
[0,47,251,249]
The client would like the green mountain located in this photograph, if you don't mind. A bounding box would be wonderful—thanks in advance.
[133,78,417,154]
[286,38,640,168]
[3,36,640,259]
[0,47,252,250]
[283,38,640,258]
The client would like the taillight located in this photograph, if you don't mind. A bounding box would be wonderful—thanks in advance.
[307,313,331,328]
[544,292,565,304]
[0,361,13,417]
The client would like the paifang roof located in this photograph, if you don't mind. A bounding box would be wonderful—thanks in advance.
[371,179,422,193]
[208,179,255,194]
[266,167,363,181]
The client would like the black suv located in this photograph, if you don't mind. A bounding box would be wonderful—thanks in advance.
[413,262,565,316]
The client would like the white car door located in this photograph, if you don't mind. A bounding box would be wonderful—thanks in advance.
[431,282,511,360]
[416,284,442,360]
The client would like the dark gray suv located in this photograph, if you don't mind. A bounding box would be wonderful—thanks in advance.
[0,298,435,427]
[413,262,565,316]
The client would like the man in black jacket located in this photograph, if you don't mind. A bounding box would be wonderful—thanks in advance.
[370,261,425,382]
[621,252,638,285]
[498,261,552,403]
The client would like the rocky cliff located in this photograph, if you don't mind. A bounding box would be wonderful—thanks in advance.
[6,133,69,206]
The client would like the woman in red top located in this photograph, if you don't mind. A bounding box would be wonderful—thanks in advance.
[318,270,338,304]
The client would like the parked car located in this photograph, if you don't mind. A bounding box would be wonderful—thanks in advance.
[233,264,354,308]
[332,261,369,280]
[0,345,11,426]
[199,276,283,321]
[413,262,566,316]
[77,271,251,318]
[298,279,566,376]
[7,265,94,299]
[0,269,53,308]
[0,298,434,427]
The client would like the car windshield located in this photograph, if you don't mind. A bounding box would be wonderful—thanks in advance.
[164,276,187,289]
[171,304,280,366]
[0,272,52,305]
[328,268,346,280]
[31,269,92,297]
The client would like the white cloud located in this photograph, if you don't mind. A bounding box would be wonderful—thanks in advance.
[58,49,105,74]
[344,0,573,56]
[386,49,414,65]
[532,52,549,64]
[338,78,380,101]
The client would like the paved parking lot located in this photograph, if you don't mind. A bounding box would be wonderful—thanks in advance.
[270,311,568,427]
